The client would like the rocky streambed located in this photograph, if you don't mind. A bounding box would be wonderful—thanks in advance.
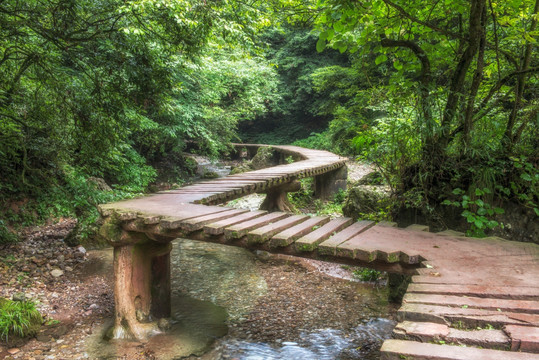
[0,221,397,360]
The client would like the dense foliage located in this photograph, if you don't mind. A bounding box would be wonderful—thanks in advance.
[0,0,280,241]
[0,0,536,241]
[309,0,538,234]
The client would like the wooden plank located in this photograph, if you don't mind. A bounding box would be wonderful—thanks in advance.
[318,220,374,256]
[270,216,330,248]
[180,208,249,231]
[247,215,309,244]
[159,207,232,229]
[294,218,353,252]
[224,212,289,240]
[204,210,267,235]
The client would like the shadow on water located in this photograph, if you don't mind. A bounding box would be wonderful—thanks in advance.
[86,294,228,360]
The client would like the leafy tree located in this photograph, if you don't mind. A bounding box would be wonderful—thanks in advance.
[312,0,538,231]
[0,0,282,241]
[239,26,349,144]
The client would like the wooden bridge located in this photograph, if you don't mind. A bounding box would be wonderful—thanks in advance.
[98,144,539,360]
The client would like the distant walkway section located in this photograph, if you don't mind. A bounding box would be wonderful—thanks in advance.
[98,144,539,359]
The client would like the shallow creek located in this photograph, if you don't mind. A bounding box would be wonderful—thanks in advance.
[87,238,396,359]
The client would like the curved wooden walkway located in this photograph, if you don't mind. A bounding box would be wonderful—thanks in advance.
[99,144,539,359]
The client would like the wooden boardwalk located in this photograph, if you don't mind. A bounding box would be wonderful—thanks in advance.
[99,144,539,359]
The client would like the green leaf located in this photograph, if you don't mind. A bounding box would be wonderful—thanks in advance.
[337,43,348,53]
[393,60,403,70]
[316,38,326,52]
[375,54,387,65]
[474,219,485,229]
[487,220,499,228]
[521,173,532,181]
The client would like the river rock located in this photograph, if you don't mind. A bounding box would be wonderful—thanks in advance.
[50,269,64,278]
[12,292,26,302]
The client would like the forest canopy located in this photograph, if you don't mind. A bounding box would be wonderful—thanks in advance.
[0,0,537,241]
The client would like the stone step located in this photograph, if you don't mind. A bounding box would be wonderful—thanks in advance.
[393,321,510,350]
[269,216,330,248]
[203,210,267,235]
[294,217,353,252]
[505,325,539,352]
[381,339,539,360]
[247,215,309,244]
[224,212,289,240]
[398,303,539,328]
[407,283,539,300]
[403,293,539,314]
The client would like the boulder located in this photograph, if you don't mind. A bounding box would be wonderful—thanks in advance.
[87,177,112,192]
[342,185,391,220]
[251,147,278,170]
[357,171,384,185]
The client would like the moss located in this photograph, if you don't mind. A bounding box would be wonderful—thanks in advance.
[388,273,412,303]
[387,253,400,263]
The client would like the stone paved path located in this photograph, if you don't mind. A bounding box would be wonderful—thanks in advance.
[99,144,539,359]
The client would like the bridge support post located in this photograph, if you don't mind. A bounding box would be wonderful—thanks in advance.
[260,180,301,212]
[314,165,348,200]
[108,233,172,341]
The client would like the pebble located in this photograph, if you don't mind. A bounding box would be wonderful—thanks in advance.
[7,348,20,354]
[50,269,64,278]
[77,246,87,255]
[12,292,26,302]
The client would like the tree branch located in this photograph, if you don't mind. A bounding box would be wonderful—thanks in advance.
[380,0,465,40]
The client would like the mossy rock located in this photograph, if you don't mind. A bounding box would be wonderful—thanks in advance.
[202,171,219,179]
[251,146,278,170]
[343,185,391,220]
[230,162,254,175]
[357,171,384,185]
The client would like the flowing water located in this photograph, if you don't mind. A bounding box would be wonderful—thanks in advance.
[216,318,395,360]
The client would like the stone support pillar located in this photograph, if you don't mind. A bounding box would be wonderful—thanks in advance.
[259,180,301,212]
[100,217,173,341]
[111,240,172,340]
[314,165,348,201]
